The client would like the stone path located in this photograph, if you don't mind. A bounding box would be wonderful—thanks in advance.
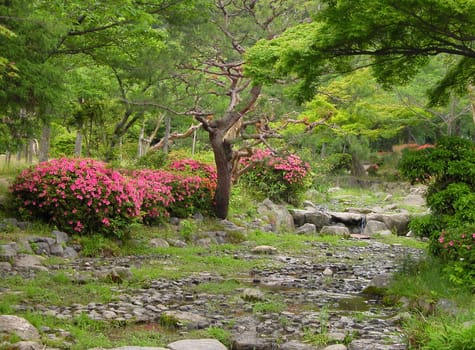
[1,236,424,350]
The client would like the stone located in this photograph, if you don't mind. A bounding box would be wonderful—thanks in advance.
[323,345,347,350]
[0,261,12,271]
[320,225,350,236]
[232,331,273,350]
[32,242,50,255]
[363,220,388,236]
[167,339,228,350]
[257,199,294,232]
[53,230,69,244]
[402,194,426,207]
[322,268,333,276]
[161,311,209,330]
[366,213,410,235]
[220,219,245,232]
[90,347,167,350]
[242,288,265,301]
[3,218,19,227]
[149,238,169,248]
[304,210,332,230]
[0,242,18,259]
[195,238,213,248]
[280,340,314,350]
[0,315,40,341]
[168,239,187,248]
[362,273,393,295]
[13,255,48,271]
[10,341,42,350]
[16,222,31,230]
[329,212,364,226]
[295,223,316,235]
[251,245,277,254]
[49,243,64,256]
[62,247,78,259]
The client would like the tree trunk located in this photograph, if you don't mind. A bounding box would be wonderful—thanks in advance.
[74,131,83,157]
[210,129,233,219]
[38,124,51,162]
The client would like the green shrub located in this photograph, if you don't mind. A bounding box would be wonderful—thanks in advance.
[398,136,475,288]
[239,149,311,205]
[134,151,167,170]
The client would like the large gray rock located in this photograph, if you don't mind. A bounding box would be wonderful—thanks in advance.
[13,255,48,272]
[0,315,40,341]
[295,223,316,235]
[280,340,314,350]
[366,213,410,235]
[363,220,388,236]
[304,210,331,230]
[9,341,42,350]
[168,339,228,350]
[320,225,350,236]
[89,347,167,350]
[0,242,18,259]
[150,238,169,248]
[232,330,273,350]
[257,199,294,232]
[161,311,209,330]
[323,345,348,350]
[329,212,364,226]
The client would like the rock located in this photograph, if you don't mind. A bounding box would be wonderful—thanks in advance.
[195,237,213,248]
[161,311,209,330]
[257,199,294,232]
[320,225,350,236]
[232,330,273,350]
[363,220,388,236]
[436,298,458,315]
[362,273,393,295]
[62,247,78,259]
[53,230,69,244]
[322,268,333,276]
[242,288,265,301]
[251,245,277,254]
[31,242,50,255]
[323,345,347,350]
[90,347,167,350]
[168,339,228,350]
[403,194,426,207]
[49,243,64,256]
[13,255,48,272]
[10,341,42,350]
[329,212,364,226]
[150,238,169,248]
[304,210,332,230]
[220,220,245,232]
[295,223,316,235]
[280,340,314,350]
[3,218,19,227]
[167,239,187,248]
[0,315,40,341]
[366,213,410,235]
[0,242,18,259]
[0,261,12,271]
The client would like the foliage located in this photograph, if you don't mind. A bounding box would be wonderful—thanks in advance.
[239,149,311,204]
[398,137,475,287]
[430,227,475,288]
[134,151,168,170]
[11,158,141,238]
[246,0,475,105]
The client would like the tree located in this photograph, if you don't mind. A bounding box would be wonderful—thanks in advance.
[246,0,475,105]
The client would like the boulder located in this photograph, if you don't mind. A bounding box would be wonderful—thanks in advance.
[366,213,410,235]
[232,330,273,350]
[251,245,277,255]
[295,223,316,235]
[304,210,331,230]
[257,199,294,232]
[320,225,350,236]
[168,339,228,350]
[280,340,315,350]
[161,311,209,330]
[150,238,169,248]
[0,315,40,341]
[363,220,388,236]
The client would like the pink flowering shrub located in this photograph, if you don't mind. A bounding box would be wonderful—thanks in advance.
[167,159,217,217]
[11,158,141,237]
[239,149,311,204]
[430,227,475,287]
[127,169,174,224]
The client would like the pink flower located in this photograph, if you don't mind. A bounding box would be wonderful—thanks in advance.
[449,241,454,246]
[438,236,445,243]
[102,218,110,226]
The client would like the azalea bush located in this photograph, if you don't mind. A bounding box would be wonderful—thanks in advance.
[399,136,475,288]
[167,159,217,217]
[239,149,311,204]
[11,157,218,235]
[11,158,141,237]
[430,227,475,288]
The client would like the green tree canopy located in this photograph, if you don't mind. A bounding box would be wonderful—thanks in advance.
[246,0,475,105]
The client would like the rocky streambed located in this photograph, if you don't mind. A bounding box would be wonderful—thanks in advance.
[1,235,425,350]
